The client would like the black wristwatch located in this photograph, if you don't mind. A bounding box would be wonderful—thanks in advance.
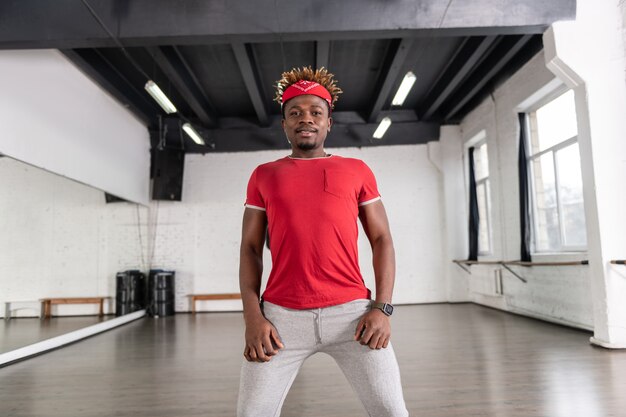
[371,301,394,316]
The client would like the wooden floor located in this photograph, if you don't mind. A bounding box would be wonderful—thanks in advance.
[1,304,626,417]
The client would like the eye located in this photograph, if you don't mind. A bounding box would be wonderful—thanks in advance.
[289,110,300,117]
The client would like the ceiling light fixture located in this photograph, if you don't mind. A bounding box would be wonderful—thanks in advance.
[145,80,177,114]
[373,117,392,139]
[391,71,417,106]
[182,123,206,145]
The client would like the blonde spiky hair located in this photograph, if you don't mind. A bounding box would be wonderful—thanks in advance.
[274,66,342,109]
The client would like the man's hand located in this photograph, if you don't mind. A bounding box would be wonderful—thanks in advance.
[244,315,284,362]
[354,309,391,350]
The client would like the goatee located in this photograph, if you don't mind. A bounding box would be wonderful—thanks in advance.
[296,142,317,151]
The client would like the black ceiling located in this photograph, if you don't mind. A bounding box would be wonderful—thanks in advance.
[0,0,576,153]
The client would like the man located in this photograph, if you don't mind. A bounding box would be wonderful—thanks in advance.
[237,67,408,417]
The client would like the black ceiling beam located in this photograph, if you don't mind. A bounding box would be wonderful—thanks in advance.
[420,36,499,121]
[153,110,437,152]
[215,109,421,130]
[446,34,544,123]
[315,41,330,69]
[61,48,156,126]
[367,38,414,123]
[0,0,575,49]
[147,46,218,127]
[232,42,270,127]
[172,46,215,114]
[178,122,441,154]
[0,28,552,50]
[444,35,534,121]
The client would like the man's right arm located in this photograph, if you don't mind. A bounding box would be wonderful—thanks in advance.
[239,207,283,362]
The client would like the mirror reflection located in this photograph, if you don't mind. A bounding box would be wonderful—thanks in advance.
[0,156,147,353]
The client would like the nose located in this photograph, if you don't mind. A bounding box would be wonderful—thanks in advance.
[299,112,315,124]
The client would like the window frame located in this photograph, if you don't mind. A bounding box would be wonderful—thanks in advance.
[465,131,493,256]
[525,92,587,254]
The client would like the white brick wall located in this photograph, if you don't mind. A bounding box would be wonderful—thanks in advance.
[459,51,593,330]
[0,53,603,329]
[155,145,447,311]
[0,53,604,328]
[0,158,147,317]
[1,144,447,315]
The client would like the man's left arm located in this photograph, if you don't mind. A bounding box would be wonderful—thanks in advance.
[355,200,396,350]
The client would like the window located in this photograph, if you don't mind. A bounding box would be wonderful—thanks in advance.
[467,131,492,256]
[527,90,587,252]
[473,141,492,255]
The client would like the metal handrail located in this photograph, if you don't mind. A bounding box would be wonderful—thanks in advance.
[451,260,503,276]
[503,260,589,266]
[451,260,526,282]
[452,259,589,283]
[452,260,502,265]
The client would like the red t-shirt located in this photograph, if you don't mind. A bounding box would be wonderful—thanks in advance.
[245,155,381,309]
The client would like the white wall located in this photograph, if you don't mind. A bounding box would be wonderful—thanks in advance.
[0,158,148,317]
[543,0,626,346]
[439,126,470,302]
[147,144,448,312]
[0,50,150,205]
[458,50,593,329]
[1,144,448,315]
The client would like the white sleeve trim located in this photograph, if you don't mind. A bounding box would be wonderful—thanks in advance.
[245,204,266,211]
[358,196,381,207]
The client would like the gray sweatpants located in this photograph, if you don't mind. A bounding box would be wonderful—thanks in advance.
[237,299,409,417]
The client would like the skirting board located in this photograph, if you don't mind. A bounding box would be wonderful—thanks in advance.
[590,337,626,349]
[0,309,146,367]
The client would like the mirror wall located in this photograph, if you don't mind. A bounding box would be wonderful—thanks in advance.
[0,156,147,353]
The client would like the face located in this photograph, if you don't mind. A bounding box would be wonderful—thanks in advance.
[281,94,333,152]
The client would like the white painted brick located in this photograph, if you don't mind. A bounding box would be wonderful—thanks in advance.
[460,51,594,329]
[1,143,448,316]
[0,159,153,317]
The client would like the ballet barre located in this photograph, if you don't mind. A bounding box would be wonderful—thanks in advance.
[452,259,590,283]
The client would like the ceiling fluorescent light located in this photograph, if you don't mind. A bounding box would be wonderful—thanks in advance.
[373,117,392,139]
[145,80,177,114]
[182,123,206,145]
[391,71,417,106]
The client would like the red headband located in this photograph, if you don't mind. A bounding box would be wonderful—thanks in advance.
[282,80,332,109]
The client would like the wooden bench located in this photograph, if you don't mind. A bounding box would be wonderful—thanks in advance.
[188,293,241,313]
[40,297,109,319]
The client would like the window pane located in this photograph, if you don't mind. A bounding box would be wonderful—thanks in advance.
[474,143,489,180]
[556,143,587,247]
[532,153,560,251]
[477,181,491,254]
[534,90,577,152]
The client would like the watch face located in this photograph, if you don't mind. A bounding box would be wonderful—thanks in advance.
[383,304,394,316]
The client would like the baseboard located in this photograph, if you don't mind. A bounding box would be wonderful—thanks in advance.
[590,337,626,349]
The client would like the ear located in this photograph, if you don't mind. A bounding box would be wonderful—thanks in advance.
[281,118,286,129]
[328,117,333,132]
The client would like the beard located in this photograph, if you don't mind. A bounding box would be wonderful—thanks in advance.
[296,141,317,151]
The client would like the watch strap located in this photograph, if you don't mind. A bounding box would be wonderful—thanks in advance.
[371,301,394,316]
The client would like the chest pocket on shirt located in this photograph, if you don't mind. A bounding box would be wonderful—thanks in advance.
[324,169,357,198]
